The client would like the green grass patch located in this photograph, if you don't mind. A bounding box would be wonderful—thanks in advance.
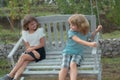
[102,57,120,80]
[0,58,11,77]
[102,57,120,64]
[0,28,21,44]
[102,30,120,39]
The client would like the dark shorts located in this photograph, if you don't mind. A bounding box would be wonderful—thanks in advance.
[25,47,46,62]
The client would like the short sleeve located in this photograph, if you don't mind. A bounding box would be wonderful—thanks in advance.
[38,28,45,39]
[68,30,75,39]
[22,31,27,42]
[87,32,92,38]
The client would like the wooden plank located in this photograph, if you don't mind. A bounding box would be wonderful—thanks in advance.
[26,65,98,69]
[36,15,95,23]
[22,70,99,75]
[28,61,99,66]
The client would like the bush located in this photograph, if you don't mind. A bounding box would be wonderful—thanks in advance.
[56,0,91,14]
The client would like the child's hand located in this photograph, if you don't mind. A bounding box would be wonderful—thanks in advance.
[90,42,97,47]
[96,25,102,32]
[26,47,34,52]
[91,25,102,38]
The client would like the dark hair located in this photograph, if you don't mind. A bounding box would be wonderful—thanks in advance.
[22,14,40,31]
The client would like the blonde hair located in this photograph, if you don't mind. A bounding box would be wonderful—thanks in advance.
[68,14,90,35]
[22,14,40,31]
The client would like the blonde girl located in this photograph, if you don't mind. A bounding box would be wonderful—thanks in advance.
[59,14,102,80]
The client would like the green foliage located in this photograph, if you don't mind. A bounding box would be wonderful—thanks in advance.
[7,0,31,19]
[56,0,120,28]
[0,25,3,30]
[0,0,59,19]
[0,0,120,33]
[107,0,120,26]
[56,0,91,14]
[98,0,120,27]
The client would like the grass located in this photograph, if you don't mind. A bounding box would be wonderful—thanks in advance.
[0,28,21,44]
[102,30,120,39]
[102,57,120,80]
[0,58,11,76]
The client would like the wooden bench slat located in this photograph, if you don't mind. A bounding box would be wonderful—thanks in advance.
[26,65,98,69]
[33,58,99,62]
[46,55,99,59]
[23,70,99,75]
[29,61,99,65]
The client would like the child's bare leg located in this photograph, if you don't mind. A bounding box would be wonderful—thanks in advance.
[13,50,40,79]
[9,53,34,78]
[70,62,77,80]
[14,61,30,79]
[59,68,68,80]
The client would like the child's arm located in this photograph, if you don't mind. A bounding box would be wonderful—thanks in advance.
[23,41,33,52]
[23,37,45,52]
[72,35,97,47]
[23,41,30,49]
[91,25,102,39]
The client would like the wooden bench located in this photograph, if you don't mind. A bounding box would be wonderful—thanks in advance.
[8,15,102,80]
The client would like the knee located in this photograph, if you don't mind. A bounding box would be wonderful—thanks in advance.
[70,62,77,69]
[59,68,68,74]
[19,54,27,61]
[23,61,30,65]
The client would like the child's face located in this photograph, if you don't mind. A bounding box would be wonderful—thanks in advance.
[28,20,37,30]
[69,23,78,31]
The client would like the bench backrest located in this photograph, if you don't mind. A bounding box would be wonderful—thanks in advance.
[36,15,96,51]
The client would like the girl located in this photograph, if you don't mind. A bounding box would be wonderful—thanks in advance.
[59,14,102,80]
[3,15,46,80]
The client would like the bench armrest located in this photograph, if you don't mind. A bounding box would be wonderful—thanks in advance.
[92,32,100,55]
[8,37,23,58]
